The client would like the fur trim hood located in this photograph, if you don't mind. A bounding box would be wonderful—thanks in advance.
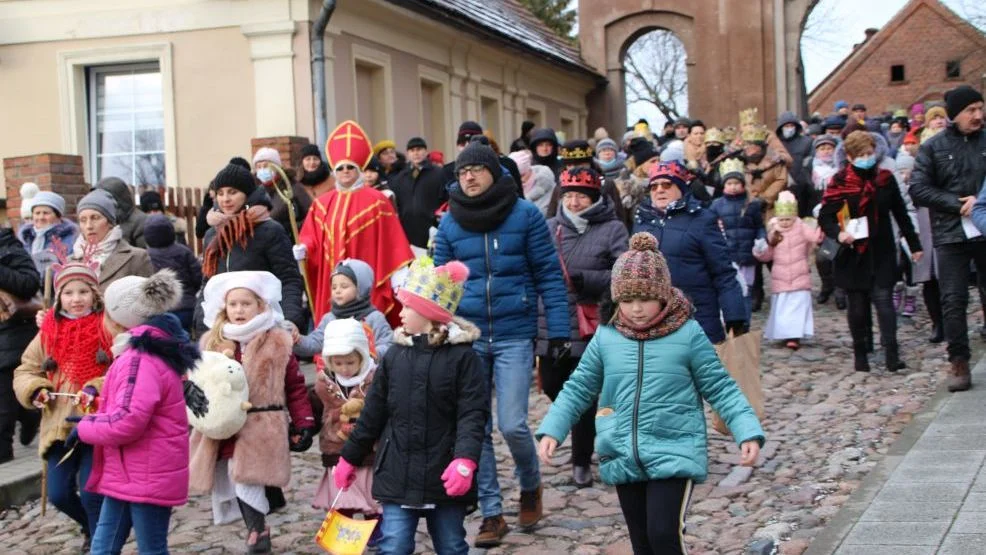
[392,316,480,347]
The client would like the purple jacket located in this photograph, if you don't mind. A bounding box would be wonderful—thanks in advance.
[78,322,197,507]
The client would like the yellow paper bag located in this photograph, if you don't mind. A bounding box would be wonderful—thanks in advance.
[711,330,764,435]
[315,510,379,555]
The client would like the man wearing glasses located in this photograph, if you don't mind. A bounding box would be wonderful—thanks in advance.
[432,142,570,547]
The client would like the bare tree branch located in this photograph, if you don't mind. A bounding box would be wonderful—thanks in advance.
[624,29,688,124]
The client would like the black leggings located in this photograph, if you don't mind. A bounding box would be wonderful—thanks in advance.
[847,287,896,349]
[540,355,596,467]
[238,498,266,533]
[616,478,693,555]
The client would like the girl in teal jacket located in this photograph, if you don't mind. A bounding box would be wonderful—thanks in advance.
[537,232,764,555]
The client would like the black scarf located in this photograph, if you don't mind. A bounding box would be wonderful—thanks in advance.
[331,297,375,320]
[449,176,519,233]
[300,163,330,186]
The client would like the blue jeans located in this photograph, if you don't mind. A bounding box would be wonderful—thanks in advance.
[90,496,172,555]
[379,503,468,555]
[473,338,541,518]
[46,441,102,537]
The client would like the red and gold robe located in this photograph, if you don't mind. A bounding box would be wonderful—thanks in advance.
[298,186,413,327]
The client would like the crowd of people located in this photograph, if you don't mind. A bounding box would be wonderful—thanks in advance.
[0,83,982,555]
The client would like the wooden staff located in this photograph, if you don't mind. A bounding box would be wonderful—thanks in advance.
[39,266,52,517]
[269,162,316,316]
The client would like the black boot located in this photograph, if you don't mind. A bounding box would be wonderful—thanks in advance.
[929,325,944,344]
[885,343,905,372]
[751,288,764,313]
[816,289,832,304]
[854,343,870,372]
[835,289,848,310]
[18,409,40,446]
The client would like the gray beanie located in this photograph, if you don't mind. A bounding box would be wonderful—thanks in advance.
[30,191,67,217]
[455,142,502,181]
[595,138,618,154]
[77,189,118,225]
[105,269,182,330]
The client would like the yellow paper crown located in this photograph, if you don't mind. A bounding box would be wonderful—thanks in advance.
[402,257,466,317]
[739,107,760,127]
[718,157,745,178]
[742,125,770,143]
[722,126,738,143]
[705,127,726,145]
[634,122,651,137]
[774,191,798,217]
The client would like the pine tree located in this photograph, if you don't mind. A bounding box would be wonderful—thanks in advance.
[516,0,577,40]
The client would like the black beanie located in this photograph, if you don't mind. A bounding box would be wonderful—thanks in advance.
[457,121,484,144]
[143,214,175,248]
[406,136,428,150]
[365,156,383,173]
[140,191,163,212]
[229,157,252,171]
[212,163,258,196]
[630,138,658,166]
[455,143,502,181]
[521,120,536,136]
[299,144,322,159]
[945,85,984,120]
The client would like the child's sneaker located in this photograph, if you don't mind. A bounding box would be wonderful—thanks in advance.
[902,294,917,317]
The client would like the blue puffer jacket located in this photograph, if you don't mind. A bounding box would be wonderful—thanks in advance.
[632,196,747,343]
[433,195,570,342]
[537,321,765,485]
[708,194,766,267]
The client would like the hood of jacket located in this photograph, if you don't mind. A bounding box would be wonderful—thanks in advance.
[19,219,79,246]
[127,314,201,377]
[636,194,703,220]
[392,316,480,347]
[96,177,136,220]
[776,111,801,136]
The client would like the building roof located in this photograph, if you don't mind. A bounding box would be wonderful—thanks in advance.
[389,0,602,78]
[808,0,986,106]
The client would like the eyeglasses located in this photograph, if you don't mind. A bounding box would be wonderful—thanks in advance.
[335,164,358,172]
[650,180,676,190]
[457,165,488,178]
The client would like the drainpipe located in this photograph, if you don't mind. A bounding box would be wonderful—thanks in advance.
[311,0,337,155]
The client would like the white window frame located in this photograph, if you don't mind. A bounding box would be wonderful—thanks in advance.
[57,43,177,187]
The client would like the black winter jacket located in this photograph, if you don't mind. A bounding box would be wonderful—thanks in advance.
[776,112,815,217]
[0,229,41,370]
[909,126,986,246]
[147,243,202,312]
[391,162,449,249]
[340,319,488,507]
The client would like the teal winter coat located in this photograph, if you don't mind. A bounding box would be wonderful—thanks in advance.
[537,320,764,485]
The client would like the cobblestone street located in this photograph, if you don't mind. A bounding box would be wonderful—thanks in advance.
[0,293,973,554]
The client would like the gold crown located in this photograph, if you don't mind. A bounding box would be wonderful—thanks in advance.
[741,125,770,143]
[739,107,760,127]
[705,127,726,145]
[559,146,594,160]
[722,126,738,143]
[718,157,745,177]
[774,191,798,218]
[402,257,465,317]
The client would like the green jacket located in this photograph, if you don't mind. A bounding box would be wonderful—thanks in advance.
[537,320,764,485]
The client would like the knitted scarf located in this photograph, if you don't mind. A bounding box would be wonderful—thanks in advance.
[331,297,374,320]
[40,310,112,391]
[448,177,518,233]
[73,226,123,271]
[612,290,692,341]
[202,204,271,277]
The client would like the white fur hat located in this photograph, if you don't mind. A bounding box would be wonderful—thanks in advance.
[105,270,182,330]
[201,271,284,329]
[322,318,371,374]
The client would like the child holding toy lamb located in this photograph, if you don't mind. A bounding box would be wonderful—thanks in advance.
[190,271,315,554]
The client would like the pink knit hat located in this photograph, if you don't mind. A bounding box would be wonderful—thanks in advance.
[397,259,470,324]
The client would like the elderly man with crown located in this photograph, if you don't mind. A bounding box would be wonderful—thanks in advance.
[294,121,414,328]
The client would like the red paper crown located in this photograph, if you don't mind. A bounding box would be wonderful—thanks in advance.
[559,168,601,190]
[649,160,692,186]
[326,120,373,171]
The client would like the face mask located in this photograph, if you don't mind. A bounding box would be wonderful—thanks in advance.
[782,127,796,139]
[597,157,622,172]
[706,145,724,161]
[257,167,275,183]
[852,156,877,170]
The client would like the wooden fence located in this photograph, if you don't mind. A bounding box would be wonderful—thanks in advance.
[163,186,205,255]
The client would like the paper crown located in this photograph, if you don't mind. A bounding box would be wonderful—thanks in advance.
[398,257,468,323]
[774,190,798,217]
[559,144,594,161]
[718,158,746,179]
[722,126,738,143]
[739,107,760,127]
[741,125,770,143]
[560,167,601,189]
[705,127,726,145]
[326,120,373,171]
[634,122,651,137]
[649,160,691,188]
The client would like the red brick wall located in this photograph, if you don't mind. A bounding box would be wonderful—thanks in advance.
[3,154,88,227]
[809,3,986,115]
[250,136,311,173]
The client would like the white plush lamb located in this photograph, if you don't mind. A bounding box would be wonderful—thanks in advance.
[186,351,252,440]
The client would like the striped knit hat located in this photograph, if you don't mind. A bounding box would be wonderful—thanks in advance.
[611,233,672,302]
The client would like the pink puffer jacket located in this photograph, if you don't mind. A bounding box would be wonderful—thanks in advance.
[754,218,822,293]
[77,324,191,507]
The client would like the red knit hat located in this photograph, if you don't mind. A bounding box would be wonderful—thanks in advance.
[611,233,673,302]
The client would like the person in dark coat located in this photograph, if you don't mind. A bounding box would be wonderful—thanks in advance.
[820,131,922,373]
[510,120,536,153]
[529,128,563,178]
[144,214,202,331]
[253,147,312,241]
[198,163,306,331]
[776,112,815,217]
[391,136,449,254]
[441,122,523,197]
[336,258,488,554]
[632,161,748,343]
[197,157,253,240]
[536,167,627,488]
[0,227,42,462]
[95,177,147,248]
[545,139,628,226]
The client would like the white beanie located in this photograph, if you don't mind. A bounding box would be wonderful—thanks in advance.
[105,270,183,330]
[322,318,371,374]
[252,147,282,167]
[201,271,284,329]
[19,182,40,220]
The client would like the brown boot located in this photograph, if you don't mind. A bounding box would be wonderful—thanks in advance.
[518,484,543,529]
[948,359,972,392]
[474,515,508,548]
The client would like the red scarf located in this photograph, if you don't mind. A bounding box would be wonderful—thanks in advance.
[822,167,892,253]
[40,310,113,391]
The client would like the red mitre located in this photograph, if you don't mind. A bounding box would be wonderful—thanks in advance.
[325,120,373,171]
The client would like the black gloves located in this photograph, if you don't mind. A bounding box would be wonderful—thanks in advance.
[183,380,209,419]
[725,321,749,336]
[289,426,315,453]
[548,339,572,361]
[749,168,764,180]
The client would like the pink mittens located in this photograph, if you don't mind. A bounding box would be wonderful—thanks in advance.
[441,458,477,497]
[333,458,357,490]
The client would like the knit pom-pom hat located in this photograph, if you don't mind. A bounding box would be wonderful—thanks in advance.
[611,232,673,303]
[397,258,469,324]
[105,269,183,330]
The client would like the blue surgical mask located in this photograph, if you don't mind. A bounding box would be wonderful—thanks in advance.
[257,167,275,183]
[852,156,877,170]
